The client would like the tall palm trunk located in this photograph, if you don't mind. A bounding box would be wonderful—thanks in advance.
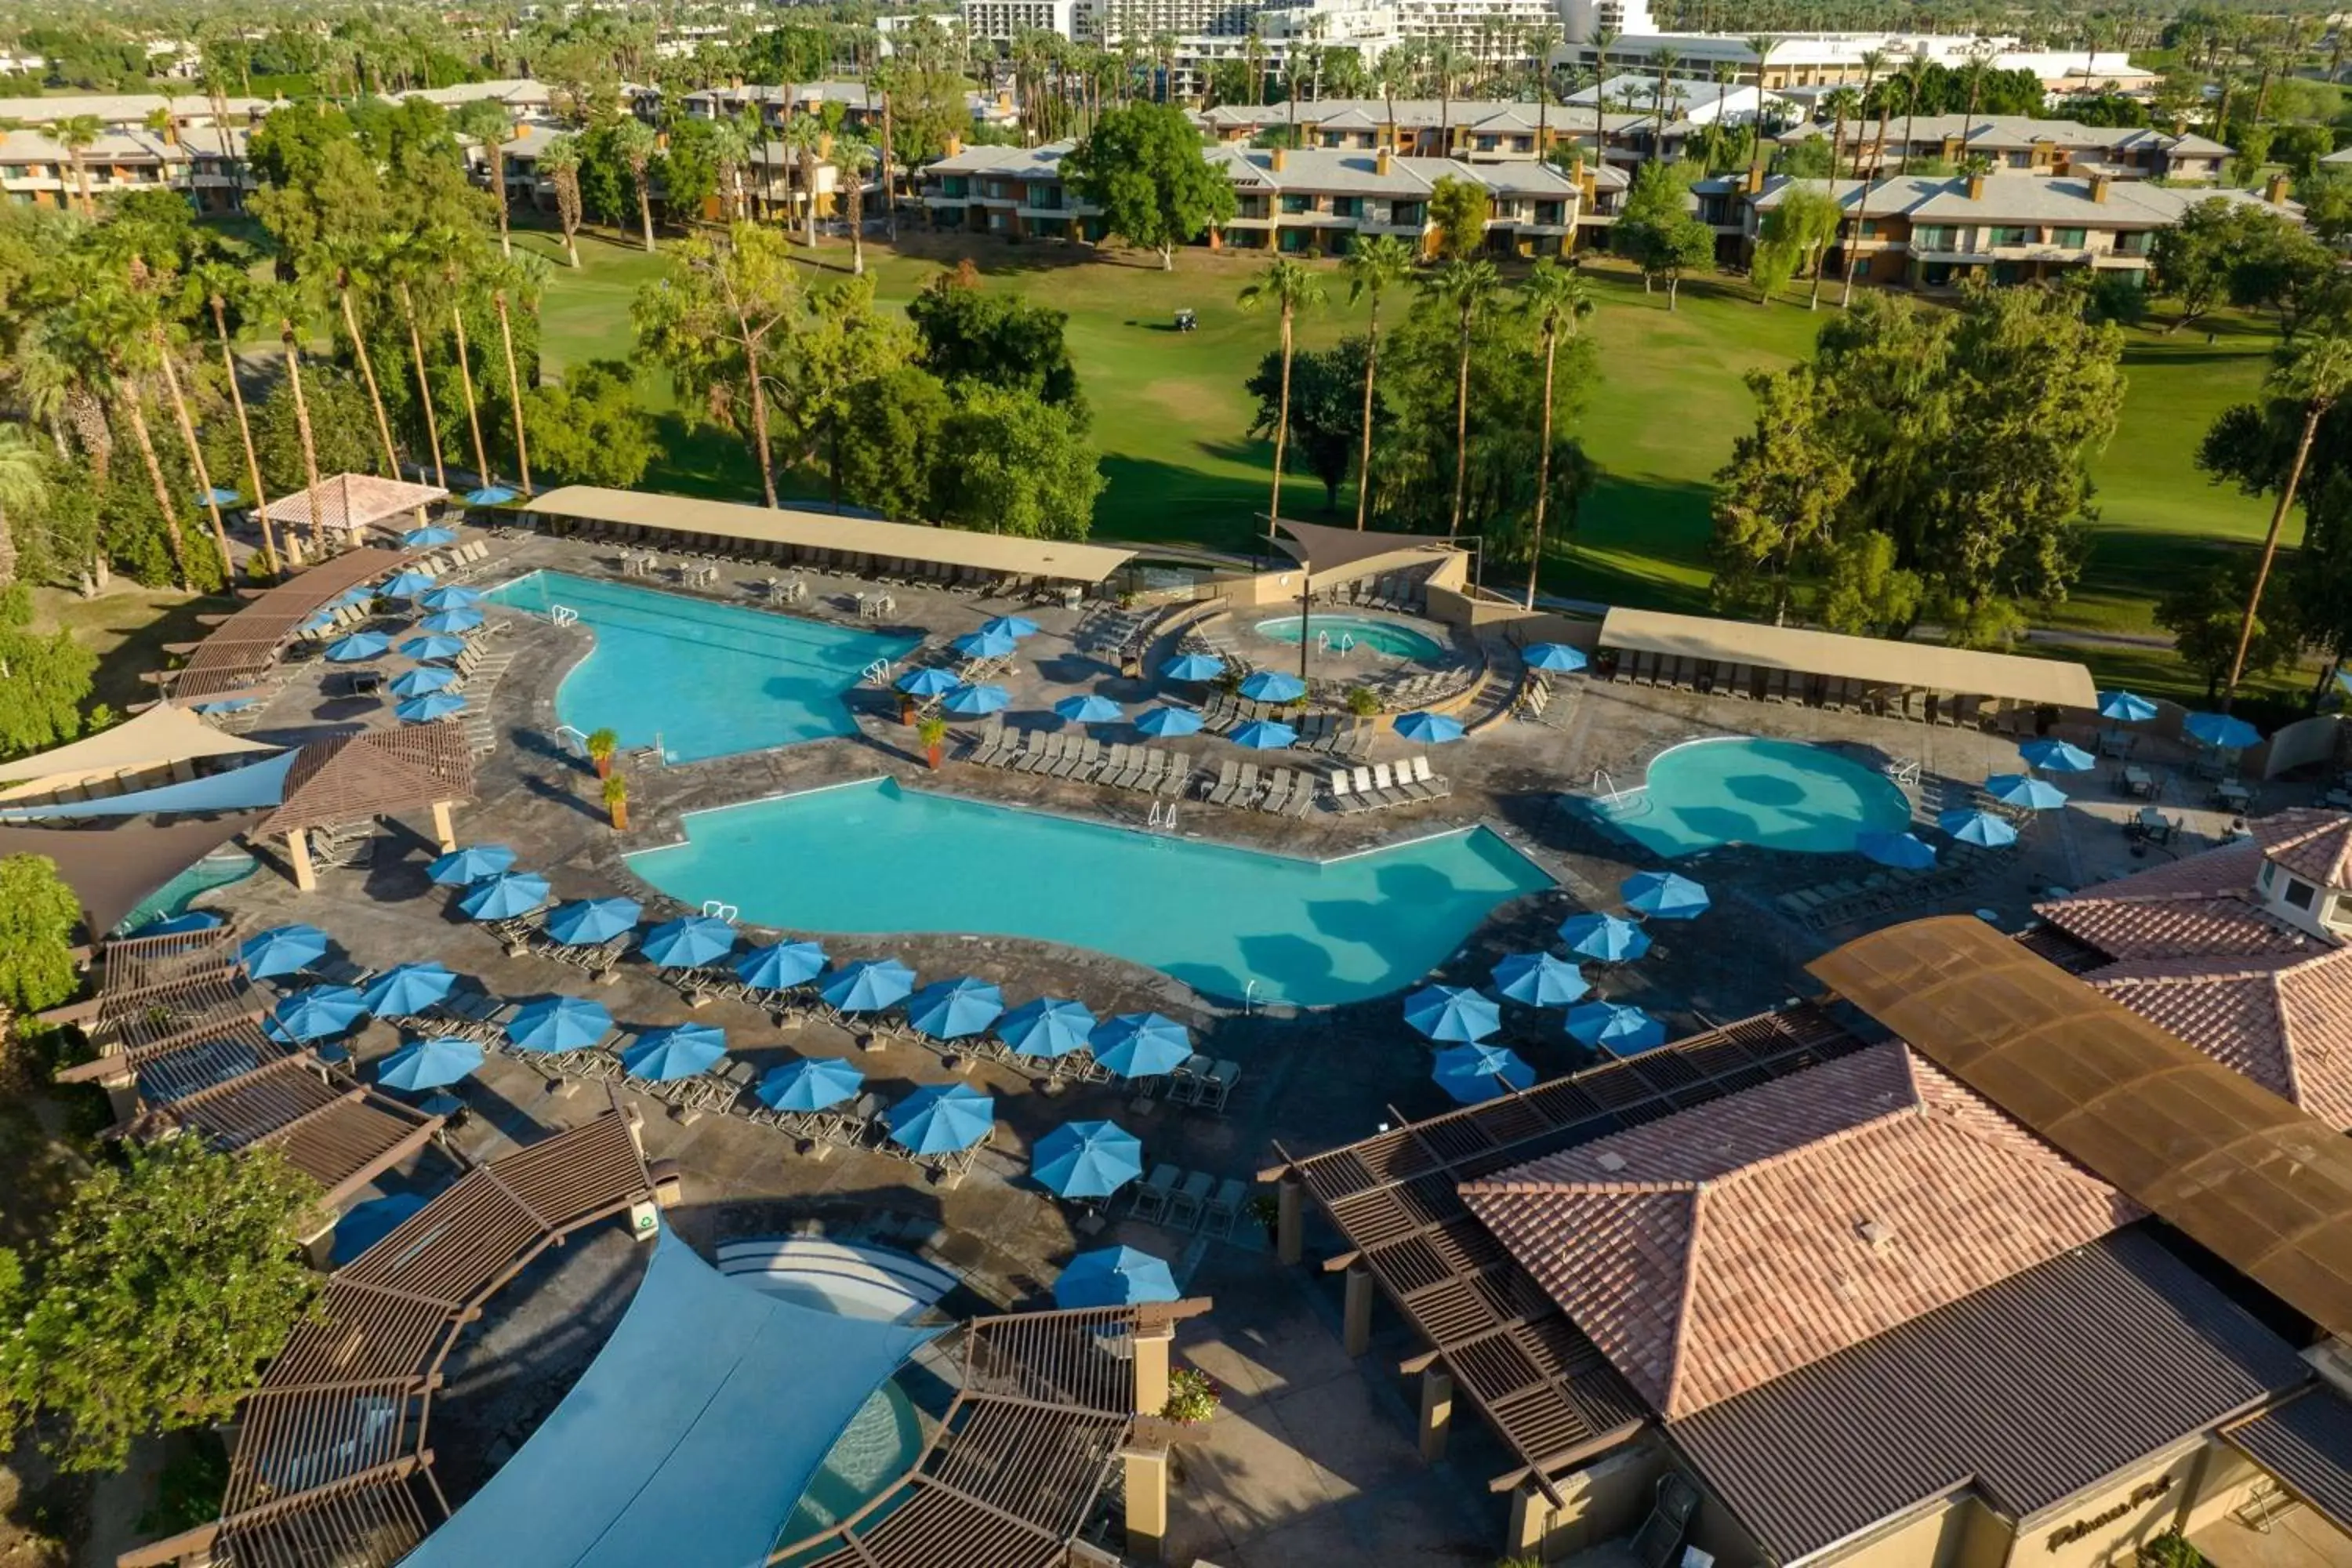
[150,328,231,577]
[848,168,866,275]
[395,281,447,491]
[2223,397,2327,711]
[281,325,328,557]
[493,289,532,493]
[1526,324,1559,608]
[881,93,898,241]
[1842,105,1890,307]
[119,390,191,586]
[211,295,276,575]
[633,158,656,252]
[1269,299,1294,522]
[1448,300,1472,541]
[71,152,93,220]
[1810,108,1846,311]
[448,291,492,488]
[337,275,402,477]
[489,138,513,258]
[1354,291,1385,530]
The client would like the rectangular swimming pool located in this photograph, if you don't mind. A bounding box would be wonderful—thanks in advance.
[487,571,918,764]
[626,779,1555,1007]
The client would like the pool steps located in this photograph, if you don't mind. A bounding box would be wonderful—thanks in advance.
[717,1238,958,1323]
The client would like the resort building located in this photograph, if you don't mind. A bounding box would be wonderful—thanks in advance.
[1773,112,2231,185]
[0,123,255,212]
[1564,30,2155,99]
[1200,96,1592,162]
[0,89,279,132]
[680,78,895,132]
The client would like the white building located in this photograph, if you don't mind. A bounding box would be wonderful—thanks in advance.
[1567,31,2149,97]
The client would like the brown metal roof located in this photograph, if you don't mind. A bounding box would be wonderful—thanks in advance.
[0,813,263,938]
[164,548,410,699]
[2225,1385,2352,1537]
[1808,916,2352,1341]
[1668,1228,2311,1564]
[1599,608,2099,709]
[1271,516,1459,576]
[258,724,474,836]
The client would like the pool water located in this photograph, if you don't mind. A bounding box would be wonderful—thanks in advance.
[1590,737,1913,858]
[628,779,1552,1004]
[114,851,258,934]
[487,571,917,764]
[1256,615,1444,661]
[772,1379,925,1555]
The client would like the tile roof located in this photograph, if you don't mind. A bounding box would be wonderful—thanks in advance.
[2256,808,2352,887]
[1754,171,2297,225]
[1459,1044,2135,1419]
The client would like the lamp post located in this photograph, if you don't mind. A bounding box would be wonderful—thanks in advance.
[1298,570,1312,683]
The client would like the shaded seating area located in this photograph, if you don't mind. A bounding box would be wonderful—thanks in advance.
[155,546,412,702]
[260,473,451,556]
[0,812,264,941]
[0,704,285,808]
[256,723,477,890]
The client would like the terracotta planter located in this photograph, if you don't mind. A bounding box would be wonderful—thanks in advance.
[593,754,613,779]
[926,744,943,771]
[608,800,629,831]
[898,695,917,726]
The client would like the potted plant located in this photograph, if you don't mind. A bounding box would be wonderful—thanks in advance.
[601,772,629,831]
[1345,686,1381,719]
[1160,1367,1221,1426]
[917,714,950,770]
[585,727,619,779]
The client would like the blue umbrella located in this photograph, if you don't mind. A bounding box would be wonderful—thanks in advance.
[506,995,610,1053]
[270,985,368,1041]
[334,586,379,608]
[1492,951,1589,1007]
[1566,1000,1667,1053]
[736,940,828,990]
[639,914,736,968]
[465,485,520,506]
[1622,871,1710,920]
[1229,720,1297,750]
[896,666,962,697]
[1054,694,1124,724]
[820,956,918,1012]
[136,912,221,937]
[300,609,339,634]
[329,1192,430,1266]
[396,692,467,724]
[887,1083,995,1154]
[1054,1245,1178,1308]
[1984,773,2067,811]
[1403,984,1501,1043]
[1432,1042,1536,1105]
[361,961,459,1017]
[389,666,457,698]
[427,844,515,885]
[1395,711,1466,744]
[238,924,328,978]
[1559,912,1650,962]
[953,628,1018,660]
[377,1033,483,1091]
[399,633,467,662]
[2186,710,2262,751]
[2098,689,2158,723]
[197,485,241,508]
[756,1056,863,1113]
[1089,1012,1192,1078]
[458,869,550,920]
[419,585,482,612]
[1240,670,1306,703]
[1938,808,2019,848]
[1134,706,1203,738]
[980,615,1039,639]
[420,607,485,634]
[1857,829,1937,870]
[1161,653,1225,681]
[2019,738,2096,774]
[906,976,1006,1040]
[1033,1120,1145,1199]
[623,1022,729,1082]
[194,696,256,713]
[1523,643,1588,673]
[379,570,438,601]
[544,896,642,946]
[942,684,1011,717]
[402,525,459,549]
[997,996,1097,1058]
[325,631,391,662]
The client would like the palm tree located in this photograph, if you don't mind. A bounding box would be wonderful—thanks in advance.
[1423,258,1500,542]
[1236,257,1326,526]
[2223,332,2352,712]
[61,278,192,586]
[837,132,875,276]
[1704,62,1737,171]
[456,100,517,258]
[612,117,658,252]
[1811,88,1860,310]
[1897,55,1931,173]
[130,259,232,577]
[383,231,451,492]
[1838,53,1888,309]
[1525,21,1563,160]
[1646,46,1680,163]
[1518,260,1593,608]
[0,423,45,589]
[256,280,328,560]
[870,59,900,240]
[1743,34,1776,188]
[784,114,826,249]
[445,263,494,489]
[541,134,584,268]
[1341,233,1413,530]
[492,281,532,494]
[707,115,750,223]
[1958,47,1994,151]
[186,262,277,576]
[1590,27,1620,170]
[55,114,103,220]
[325,247,402,478]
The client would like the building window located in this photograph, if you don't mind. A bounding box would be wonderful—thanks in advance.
[1331,195,1359,217]
[1281,194,1310,214]
[2053,227,2086,247]
[2260,859,2277,891]
[1991,226,2031,247]
[2328,894,2352,930]
[2286,877,2318,911]
[1915,225,1954,251]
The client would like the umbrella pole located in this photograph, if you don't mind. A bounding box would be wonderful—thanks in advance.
[1298,572,1311,685]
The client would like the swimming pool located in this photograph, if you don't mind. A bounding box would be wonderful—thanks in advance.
[1588,736,1913,858]
[627,779,1552,1004]
[1256,615,1445,661]
[487,571,918,764]
[772,1378,926,1556]
[114,850,258,934]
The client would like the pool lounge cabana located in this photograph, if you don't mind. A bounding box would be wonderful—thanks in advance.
[259,723,477,891]
[260,473,450,557]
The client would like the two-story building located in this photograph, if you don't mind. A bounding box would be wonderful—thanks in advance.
[0,122,256,212]
[1775,112,2231,184]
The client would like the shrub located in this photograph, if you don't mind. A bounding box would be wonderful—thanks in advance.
[1160,1366,1221,1425]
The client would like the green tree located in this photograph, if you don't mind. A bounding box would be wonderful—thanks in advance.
[610,117,659,253]
[518,361,656,488]
[1236,256,1327,523]
[541,134,586,269]
[1710,365,1854,622]
[839,365,954,521]
[1758,186,1842,305]
[1517,260,1595,607]
[1423,258,1501,539]
[1615,162,1715,309]
[905,274,1085,416]
[0,584,96,759]
[0,1142,321,1473]
[453,99,519,258]
[0,851,81,1012]
[1062,103,1237,270]
[2220,332,2352,710]
[1813,530,1922,637]
[934,386,1105,539]
[2151,199,2307,335]
[1339,233,1414,529]
[1425,176,1490,261]
[2159,555,2303,701]
[769,277,919,506]
[631,223,799,506]
[1244,339,1370,509]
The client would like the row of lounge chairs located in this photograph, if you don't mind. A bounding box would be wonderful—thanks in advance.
[1318,573,1432,614]
[580,523,1080,603]
[1773,842,2016,931]
[416,539,495,579]
[1328,757,1452,812]
[964,725,1194,794]
[1127,1166,1250,1236]
[1197,762,1317,816]
[1606,652,2023,729]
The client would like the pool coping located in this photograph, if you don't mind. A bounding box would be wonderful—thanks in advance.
[1577,731,1922,859]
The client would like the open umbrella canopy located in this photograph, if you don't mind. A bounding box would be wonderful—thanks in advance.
[906,976,1005,1040]
[395,691,467,724]
[1134,706,1203,738]
[544,896,642,947]
[379,569,438,600]
[997,996,1097,1058]
[377,1033,483,1092]
[389,666,457,698]
[1054,1245,1178,1308]
[1054,694,1124,724]
[1229,720,1297,750]
[1032,1120,1145,1200]
[1566,1000,1667,1053]
[953,628,1018,660]
[238,924,328,978]
[887,1083,995,1154]
[334,586,379,608]
[1161,653,1225,682]
[1857,830,1937,870]
[2186,710,2263,751]
[1622,871,1710,920]
[401,525,458,549]
[325,631,391,662]
[329,1192,430,1267]
[399,633,467,662]
[1089,1012,1192,1078]
[895,666,962,697]
[419,585,482,612]
[942,684,1011,717]
[420,607,485,634]
[980,615,1039,639]
[270,985,369,1042]
[1984,773,2068,811]
[639,914,736,968]
[458,869,550,920]
[1937,808,2019,849]
[755,1056,863,1113]
[361,961,459,1018]
[427,843,515,885]
[820,956,918,1012]
[1491,950,1589,1008]
[1394,711,1466,745]
[1523,643,1588,673]
[622,1023,728,1083]
[506,995,610,1053]
[736,939,828,990]
[1403,984,1501,1043]
[464,485,520,506]
[1432,1043,1537,1105]
[194,697,256,714]
[1239,670,1306,703]
[1558,912,1651,962]
[2019,738,2096,774]
[2098,689,2159,723]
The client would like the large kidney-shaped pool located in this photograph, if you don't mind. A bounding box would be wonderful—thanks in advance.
[627,779,1553,1005]
[1589,736,1914,858]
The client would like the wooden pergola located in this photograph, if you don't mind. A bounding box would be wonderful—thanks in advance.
[156,547,409,702]
[257,724,476,891]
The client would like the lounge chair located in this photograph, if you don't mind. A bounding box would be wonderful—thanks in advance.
[1130,1163,1179,1223]
[1200,1058,1241,1112]
[1229,762,1262,808]
[1166,1170,1215,1231]
[1158,754,1191,797]
[1203,760,1240,805]
[1202,1177,1247,1238]
[1411,755,1451,798]
[1350,765,1380,808]
[1260,771,1293,815]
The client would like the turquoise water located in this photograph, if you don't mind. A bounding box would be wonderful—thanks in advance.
[1592,737,1913,858]
[1257,615,1444,661]
[487,571,918,764]
[772,1380,925,1552]
[629,779,1552,1004]
[114,851,258,934]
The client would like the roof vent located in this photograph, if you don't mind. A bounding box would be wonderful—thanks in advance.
[1856,1219,1896,1253]
[1595,1151,1628,1172]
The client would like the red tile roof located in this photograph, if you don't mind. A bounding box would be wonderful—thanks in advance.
[1459,1044,2136,1420]
[2256,810,2352,889]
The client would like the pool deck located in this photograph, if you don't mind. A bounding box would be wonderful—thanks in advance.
[168,527,2335,1565]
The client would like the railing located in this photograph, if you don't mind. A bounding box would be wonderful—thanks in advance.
[863,658,895,685]
[1592,768,1641,807]
[554,725,588,757]
[1147,800,1178,833]
[700,900,739,921]
[548,604,578,628]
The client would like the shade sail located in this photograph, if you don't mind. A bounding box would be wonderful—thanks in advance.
[0,813,266,938]
[0,752,298,822]
[1598,608,2097,710]
[403,1221,934,1568]
[0,705,281,800]
[1271,516,1460,577]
